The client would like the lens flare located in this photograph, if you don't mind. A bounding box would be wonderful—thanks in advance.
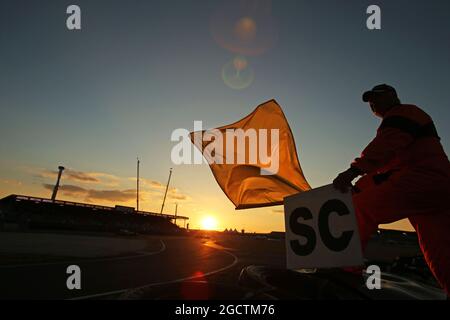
[210,2,278,56]
[234,17,257,41]
[233,56,248,71]
[222,57,254,90]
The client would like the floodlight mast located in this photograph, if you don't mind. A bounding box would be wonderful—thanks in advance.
[160,168,173,214]
[51,166,65,202]
[136,157,140,212]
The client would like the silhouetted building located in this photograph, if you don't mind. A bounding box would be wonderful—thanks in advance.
[0,194,188,235]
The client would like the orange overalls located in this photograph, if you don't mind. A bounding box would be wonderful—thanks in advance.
[351,104,450,295]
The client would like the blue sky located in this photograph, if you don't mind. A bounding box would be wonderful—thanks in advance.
[1,0,449,231]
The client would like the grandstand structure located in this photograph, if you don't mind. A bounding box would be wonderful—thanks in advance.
[0,194,188,234]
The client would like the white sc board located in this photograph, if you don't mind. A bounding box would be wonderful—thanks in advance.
[284,184,363,270]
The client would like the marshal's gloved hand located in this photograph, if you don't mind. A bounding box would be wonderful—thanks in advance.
[333,167,362,193]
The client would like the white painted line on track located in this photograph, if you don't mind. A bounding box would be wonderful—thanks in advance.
[0,239,166,269]
[69,241,239,300]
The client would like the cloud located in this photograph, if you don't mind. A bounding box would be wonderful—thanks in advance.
[0,179,23,187]
[86,189,136,202]
[42,184,53,191]
[42,184,135,203]
[43,183,87,197]
[35,169,57,179]
[168,193,188,200]
[132,179,190,201]
[149,180,164,188]
[34,168,185,199]
[168,188,190,201]
[87,172,121,186]
[65,170,100,183]
[131,178,165,190]
[271,208,284,213]
[37,168,191,204]
[36,168,120,186]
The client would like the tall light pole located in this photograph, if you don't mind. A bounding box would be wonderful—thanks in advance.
[51,166,65,202]
[174,203,178,226]
[136,157,140,212]
[160,168,172,215]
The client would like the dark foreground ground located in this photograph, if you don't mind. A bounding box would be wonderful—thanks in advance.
[0,231,445,299]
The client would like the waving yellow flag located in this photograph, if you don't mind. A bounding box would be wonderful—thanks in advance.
[190,99,310,209]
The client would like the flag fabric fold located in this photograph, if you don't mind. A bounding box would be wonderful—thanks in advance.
[190,99,310,209]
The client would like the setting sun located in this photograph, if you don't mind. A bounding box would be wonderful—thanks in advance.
[201,216,218,230]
